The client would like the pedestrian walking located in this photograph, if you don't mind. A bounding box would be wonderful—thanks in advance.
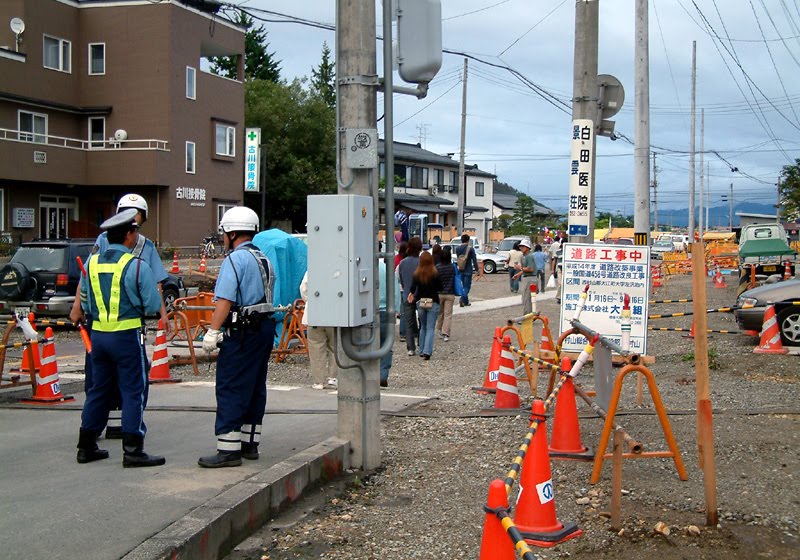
[75,209,165,467]
[513,238,537,315]
[395,241,408,342]
[199,207,277,468]
[379,258,400,387]
[435,245,456,342]
[507,241,522,293]
[532,244,547,293]
[70,193,170,440]
[455,234,478,306]
[300,272,337,390]
[408,252,442,360]
[397,236,422,356]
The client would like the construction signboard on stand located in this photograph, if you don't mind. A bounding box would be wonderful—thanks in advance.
[559,243,651,355]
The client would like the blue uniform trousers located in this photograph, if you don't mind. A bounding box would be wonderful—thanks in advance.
[81,329,149,436]
[83,317,122,417]
[214,319,276,446]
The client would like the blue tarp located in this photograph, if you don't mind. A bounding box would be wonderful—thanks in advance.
[252,229,308,343]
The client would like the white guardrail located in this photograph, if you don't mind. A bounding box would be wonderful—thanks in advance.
[0,127,168,151]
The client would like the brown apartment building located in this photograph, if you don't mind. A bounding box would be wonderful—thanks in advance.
[0,0,245,248]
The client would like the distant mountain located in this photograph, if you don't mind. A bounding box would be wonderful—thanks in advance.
[654,202,777,228]
[495,181,553,212]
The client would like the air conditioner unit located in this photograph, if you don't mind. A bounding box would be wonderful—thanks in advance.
[428,185,437,196]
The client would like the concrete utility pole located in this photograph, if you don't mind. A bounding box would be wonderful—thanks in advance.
[457,58,468,233]
[570,0,600,244]
[689,41,697,237]
[652,151,659,231]
[699,108,704,238]
[335,0,380,470]
[729,183,733,230]
[634,0,651,246]
[776,176,782,223]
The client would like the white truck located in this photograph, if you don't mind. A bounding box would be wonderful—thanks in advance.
[737,223,797,295]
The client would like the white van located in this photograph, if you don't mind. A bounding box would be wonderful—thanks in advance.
[495,236,531,260]
[659,234,688,252]
[447,236,483,253]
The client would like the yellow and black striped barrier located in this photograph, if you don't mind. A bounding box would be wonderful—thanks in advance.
[648,327,742,334]
[650,298,692,304]
[482,504,538,559]
[648,306,742,320]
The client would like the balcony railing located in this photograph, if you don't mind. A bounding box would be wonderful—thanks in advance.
[0,127,169,151]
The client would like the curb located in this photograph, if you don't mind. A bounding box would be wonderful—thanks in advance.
[122,437,350,560]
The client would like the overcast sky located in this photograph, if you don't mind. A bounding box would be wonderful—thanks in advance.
[229,1,800,215]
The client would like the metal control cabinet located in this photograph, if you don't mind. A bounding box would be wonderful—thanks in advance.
[307,195,374,327]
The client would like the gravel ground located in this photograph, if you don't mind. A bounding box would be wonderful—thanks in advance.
[42,268,798,559]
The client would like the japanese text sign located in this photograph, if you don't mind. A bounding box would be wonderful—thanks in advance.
[244,128,261,193]
[568,119,593,237]
[558,242,651,355]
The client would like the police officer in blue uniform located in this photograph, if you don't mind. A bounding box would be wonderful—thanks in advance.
[199,206,276,468]
[75,209,166,467]
[70,193,170,439]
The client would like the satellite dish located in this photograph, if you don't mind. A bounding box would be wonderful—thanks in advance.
[10,17,25,35]
[114,129,128,141]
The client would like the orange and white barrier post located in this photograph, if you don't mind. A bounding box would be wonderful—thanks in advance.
[573,284,590,322]
[620,294,631,353]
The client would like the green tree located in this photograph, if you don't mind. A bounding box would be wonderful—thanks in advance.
[779,158,800,221]
[210,11,281,82]
[311,42,336,109]
[509,195,536,235]
[244,79,336,230]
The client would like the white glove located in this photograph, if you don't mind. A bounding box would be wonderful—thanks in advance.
[202,328,223,353]
[16,316,38,341]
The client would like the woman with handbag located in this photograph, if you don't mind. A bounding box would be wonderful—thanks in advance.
[408,251,443,360]
[434,245,456,342]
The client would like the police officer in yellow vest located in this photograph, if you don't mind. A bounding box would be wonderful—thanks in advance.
[76,209,165,467]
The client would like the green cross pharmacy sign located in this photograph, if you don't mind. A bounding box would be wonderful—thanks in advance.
[244,127,261,192]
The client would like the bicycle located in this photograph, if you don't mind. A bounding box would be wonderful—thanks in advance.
[198,234,218,258]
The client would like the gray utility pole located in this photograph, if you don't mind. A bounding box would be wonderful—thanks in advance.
[634,0,651,246]
[570,0,600,244]
[729,183,733,230]
[698,108,704,238]
[652,151,658,231]
[776,176,782,223]
[689,41,697,237]
[457,58,468,233]
[335,0,380,470]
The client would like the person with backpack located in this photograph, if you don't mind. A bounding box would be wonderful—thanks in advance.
[455,234,478,307]
[434,245,456,342]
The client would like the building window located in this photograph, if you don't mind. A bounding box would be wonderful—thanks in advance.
[18,110,47,143]
[88,117,105,148]
[88,43,105,75]
[186,66,196,99]
[39,195,78,239]
[186,141,196,174]
[410,166,428,190]
[215,123,235,157]
[475,181,485,197]
[449,171,459,193]
[43,35,71,73]
[217,203,236,229]
[434,169,445,191]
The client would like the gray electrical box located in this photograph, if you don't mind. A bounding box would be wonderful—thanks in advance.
[307,195,374,327]
[345,128,378,169]
[395,0,442,84]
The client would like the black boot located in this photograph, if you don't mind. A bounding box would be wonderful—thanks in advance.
[122,433,166,468]
[198,450,242,468]
[241,442,259,460]
[77,429,109,464]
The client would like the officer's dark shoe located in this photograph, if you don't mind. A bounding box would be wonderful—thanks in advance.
[198,451,243,468]
[241,443,259,460]
[122,433,166,468]
[104,426,123,440]
[77,429,109,464]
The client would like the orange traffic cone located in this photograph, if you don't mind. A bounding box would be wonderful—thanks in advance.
[21,327,74,404]
[652,266,663,288]
[549,357,593,460]
[514,399,582,547]
[538,326,556,372]
[198,254,207,273]
[479,479,516,560]
[149,319,180,383]
[475,327,503,393]
[682,320,695,339]
[13,312,42,374]
[753,305,789,355]
[713,267,727,289]
[171,251,180,274]
[784,260,793,281]
[493,336,520,409]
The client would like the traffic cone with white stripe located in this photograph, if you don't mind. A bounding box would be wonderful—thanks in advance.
[493,336,520,409]
[784,260,793,280]
[753,305,788,355]
[198,254,207,273]
[171,251,180,274]
[475,327,503,394]
[514,399,582,547]
[21,327,74,404]
[713,266,727,289]
[538,324,556,371]
[149,319,180,383]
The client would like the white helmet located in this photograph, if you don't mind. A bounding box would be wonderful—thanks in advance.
[117,193,148,222]
[219,206,259,234]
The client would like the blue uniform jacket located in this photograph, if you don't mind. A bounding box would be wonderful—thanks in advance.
[94,232,168,284]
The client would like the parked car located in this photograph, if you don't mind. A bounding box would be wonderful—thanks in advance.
[495,235,531,260]
[650,239,674,259]
[658,234,689,252]
[451,248,507,274]
[734,278,800,345]
[0,238,189,317]
[446,236,483,254]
